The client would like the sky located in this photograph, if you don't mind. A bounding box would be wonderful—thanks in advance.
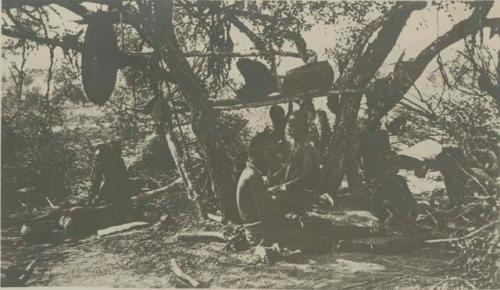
[2,1,499,105]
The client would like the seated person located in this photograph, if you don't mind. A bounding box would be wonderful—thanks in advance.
[236,131,330,253]
[89,141,131,205]
[371,151,418,231]
[268,111,320,215]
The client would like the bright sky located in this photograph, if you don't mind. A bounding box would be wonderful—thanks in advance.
[3,2,500,100]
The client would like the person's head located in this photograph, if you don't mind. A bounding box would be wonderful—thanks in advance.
[248,131,276,172]
[269,105,286,126]
[300,99,315,114]
[286,111,308,141]
[317,110,327,120]
[435,151,458,173]
[94,141,122,163]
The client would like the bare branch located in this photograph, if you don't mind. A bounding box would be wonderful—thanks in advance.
[372,1,498,118]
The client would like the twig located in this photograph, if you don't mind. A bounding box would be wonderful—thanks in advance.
[425,220,499,244]
[341,278,384,290]
[370,274,408,288]
[381,258,431,273]
[131,177,182,201]
[341,274,401,290]
[170,258,201,288]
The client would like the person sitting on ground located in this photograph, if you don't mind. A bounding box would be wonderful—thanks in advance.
[370,150,418,232]
[89,141,132,205]
[236,131,330,253]
[268,110,321,215]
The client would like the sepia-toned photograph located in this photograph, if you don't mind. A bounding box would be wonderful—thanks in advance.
[1,0,499,288]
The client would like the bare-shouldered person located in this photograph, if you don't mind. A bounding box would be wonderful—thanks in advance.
[236,131,330,253]
[268,111,320,215]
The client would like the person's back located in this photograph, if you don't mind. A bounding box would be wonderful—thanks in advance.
[236,166,265,224]
[373,174,414,220]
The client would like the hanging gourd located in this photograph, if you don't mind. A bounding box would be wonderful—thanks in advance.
[81,13,120,106]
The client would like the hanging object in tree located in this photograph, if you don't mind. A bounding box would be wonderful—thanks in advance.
[81,13,120,106]
[282,61,334,98]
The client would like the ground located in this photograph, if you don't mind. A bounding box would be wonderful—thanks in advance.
[1,170,463,289]
[1,102,466,289]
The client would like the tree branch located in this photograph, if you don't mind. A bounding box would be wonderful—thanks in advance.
[376,2,498,117]
[337,1,427,87]
[228,15,267,52]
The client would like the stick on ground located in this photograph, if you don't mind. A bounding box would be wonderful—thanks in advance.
[97,221,149,237]
[170,258,201,288]
[425,221,499,244]
[131,177,182,201]
[175,231,227,243]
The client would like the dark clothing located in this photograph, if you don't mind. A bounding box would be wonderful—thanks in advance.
[243,217,330,253]
[362,129,391,178]
[372,175,414,220]
[90,156,130,204]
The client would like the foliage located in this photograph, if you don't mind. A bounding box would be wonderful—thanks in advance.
[395,93,499,153]
[1,80,72,206]
[445,188,499,288]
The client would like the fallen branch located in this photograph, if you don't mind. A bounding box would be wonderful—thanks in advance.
[425,221,499,244]
[97,221,149,238]
[19,259,37,282]
[170,258,201,288]
[175,231,227,243]
[207,213,223,223]
[131,177,182,201]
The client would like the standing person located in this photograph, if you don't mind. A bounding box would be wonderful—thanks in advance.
[268,111,320,215]
[236,131,330,253]
[267,105,291,174]
[315,109,332,160]
[299,100,320,150]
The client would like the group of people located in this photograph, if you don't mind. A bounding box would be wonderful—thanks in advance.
[236,102,332,253]
[235,102,427,254]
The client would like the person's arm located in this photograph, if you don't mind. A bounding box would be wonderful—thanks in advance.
[251,178,298,227]
[268,164,286,185]
[269,145,315,194]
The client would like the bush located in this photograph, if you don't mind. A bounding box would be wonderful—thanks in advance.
[395,94,499,153]
[1,89,73,207]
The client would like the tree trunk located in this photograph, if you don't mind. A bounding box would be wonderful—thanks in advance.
[155,1,240,222]
[321,2,427,194]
